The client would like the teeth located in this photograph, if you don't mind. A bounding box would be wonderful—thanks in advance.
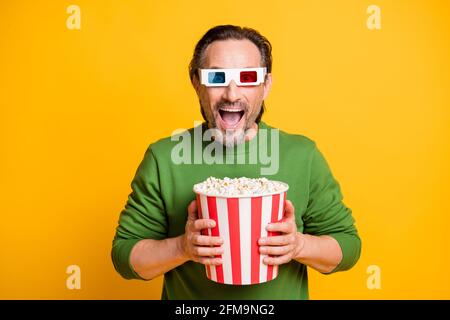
[220,108,243,112]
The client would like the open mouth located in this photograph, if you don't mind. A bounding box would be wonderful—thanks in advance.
[218,108,245,128]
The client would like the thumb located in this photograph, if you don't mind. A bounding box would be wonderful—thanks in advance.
[283,200,295,221]
[187,200,198,221]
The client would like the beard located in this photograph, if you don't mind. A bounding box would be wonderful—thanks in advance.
[200,100,261,148]
[216,127,246,148]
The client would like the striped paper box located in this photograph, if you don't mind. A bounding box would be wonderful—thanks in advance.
[195,186,288,285]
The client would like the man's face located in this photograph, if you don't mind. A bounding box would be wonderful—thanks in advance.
[193,39,272,146]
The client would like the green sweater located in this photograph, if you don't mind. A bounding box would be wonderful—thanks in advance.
[111,121,361,299]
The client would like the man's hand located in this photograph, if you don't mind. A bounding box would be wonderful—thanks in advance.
[258,200,304,266]
[181,200,224,265]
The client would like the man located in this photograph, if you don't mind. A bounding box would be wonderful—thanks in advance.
[112,25,361,299]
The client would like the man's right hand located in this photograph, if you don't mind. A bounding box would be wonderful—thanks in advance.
[181,200,224,265]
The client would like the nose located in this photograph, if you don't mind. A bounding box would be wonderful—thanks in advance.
[222,80,240,102]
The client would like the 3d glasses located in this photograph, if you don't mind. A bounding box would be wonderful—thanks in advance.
[199,67,267,87]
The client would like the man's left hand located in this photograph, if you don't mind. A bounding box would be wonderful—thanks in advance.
[258,200,304,265]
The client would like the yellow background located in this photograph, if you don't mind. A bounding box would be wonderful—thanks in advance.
[1,0,449,299]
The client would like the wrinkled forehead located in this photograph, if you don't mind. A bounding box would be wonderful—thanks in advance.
[202,39,262,69]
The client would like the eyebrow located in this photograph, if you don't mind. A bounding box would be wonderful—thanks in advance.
[206,66,260,69]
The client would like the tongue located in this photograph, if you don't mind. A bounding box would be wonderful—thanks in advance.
[222,111,241,126]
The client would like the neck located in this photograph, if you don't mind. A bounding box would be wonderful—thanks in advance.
[244,122,259,142]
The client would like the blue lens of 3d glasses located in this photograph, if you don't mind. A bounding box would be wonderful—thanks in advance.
[208,72,226,84]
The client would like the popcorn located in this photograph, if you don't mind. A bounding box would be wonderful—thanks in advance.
[193,176,288,197]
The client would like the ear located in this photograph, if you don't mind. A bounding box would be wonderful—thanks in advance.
[192,75,201,96]
[262,73,272,100]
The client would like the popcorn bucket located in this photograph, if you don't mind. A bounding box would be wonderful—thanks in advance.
[194,181,289,285]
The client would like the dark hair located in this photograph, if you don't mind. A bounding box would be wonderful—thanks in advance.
[189,25,273,124]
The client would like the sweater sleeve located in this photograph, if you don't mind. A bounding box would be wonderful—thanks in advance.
[302,143,361,273]
[111,146,168,280]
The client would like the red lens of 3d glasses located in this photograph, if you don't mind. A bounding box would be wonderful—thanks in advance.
[239,71,258,83]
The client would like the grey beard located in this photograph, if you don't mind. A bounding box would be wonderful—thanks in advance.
[212,128,246,148]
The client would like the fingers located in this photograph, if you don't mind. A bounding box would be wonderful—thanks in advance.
[258,233,296,246]
[191,219,216,232]
[258,201,298,267]
[263,255,292,266]
[190,238,224,266]
[258,233,296,263]
[266,220,296,234]
[263,200,296,233]
[196,257,223,266]
[187,200,216,233]
[185,230,224,266]
[187,200,198,221]
[283,200,295,220]
[191,234,223,246]
[184,206,224,266]
[192,245,224,256]
[259,244,294,256]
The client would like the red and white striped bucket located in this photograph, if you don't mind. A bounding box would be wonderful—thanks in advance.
[194,183,288,285]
